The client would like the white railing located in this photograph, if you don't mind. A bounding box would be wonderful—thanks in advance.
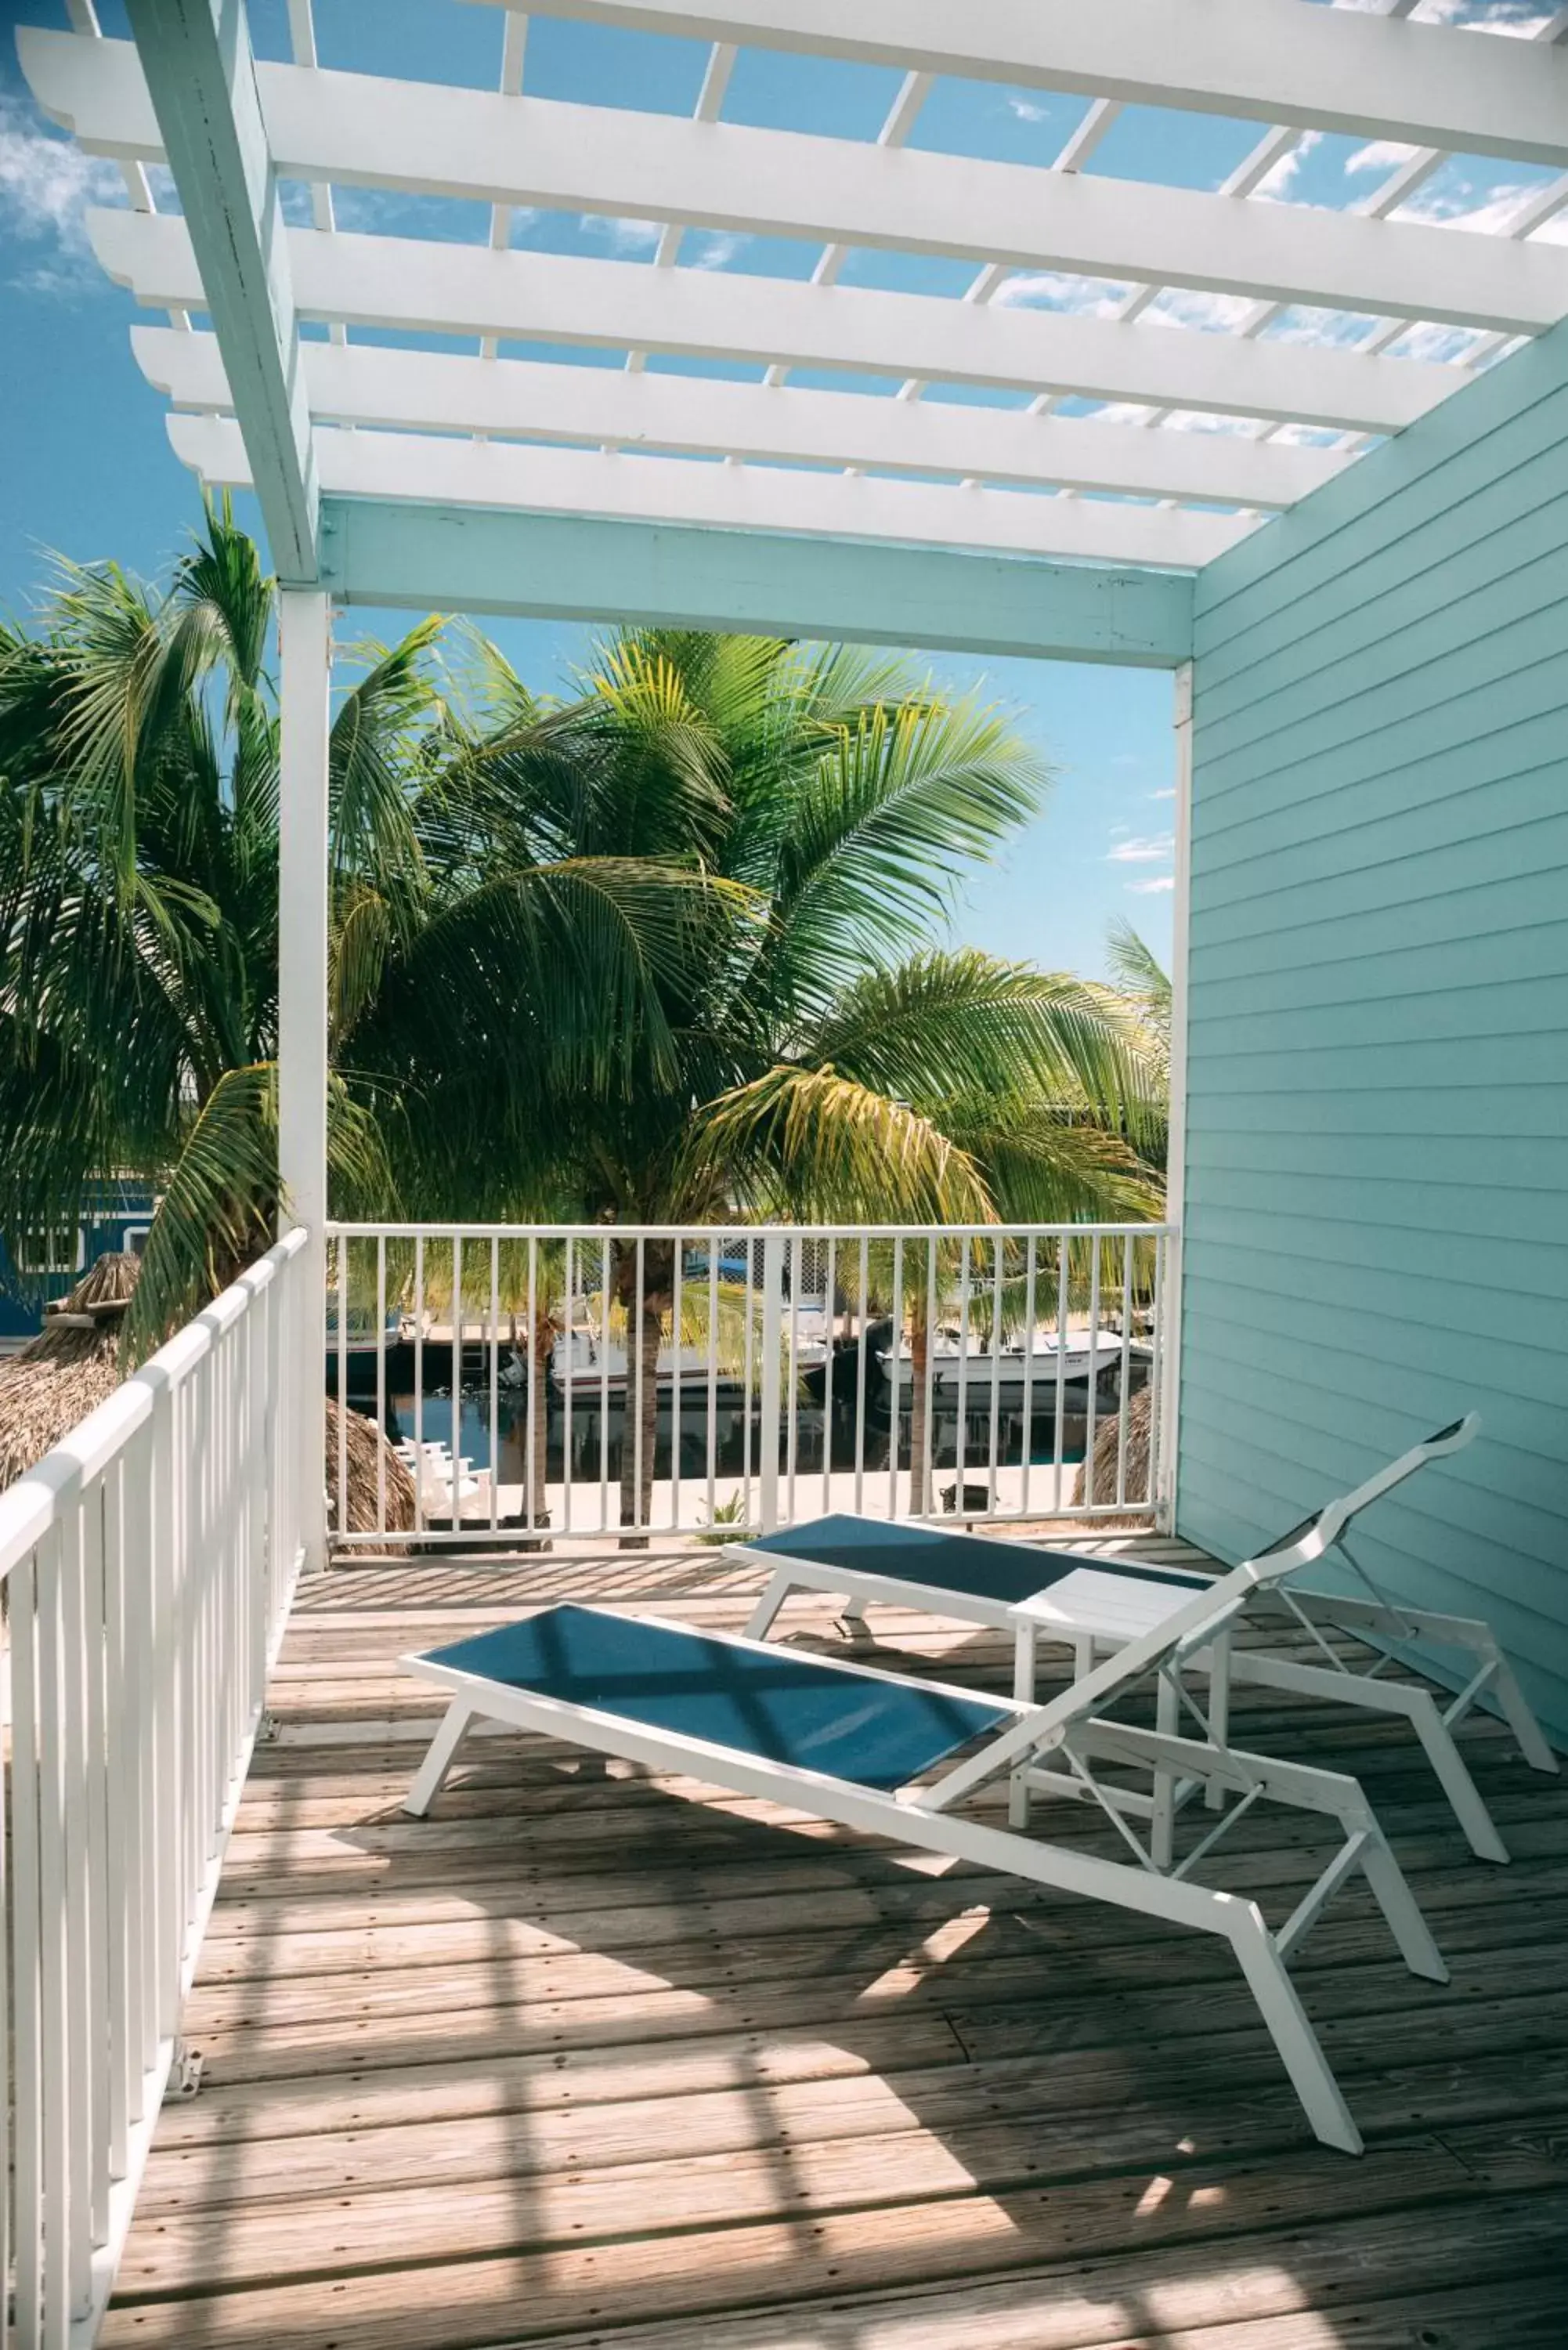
[325,1222,1173,1549]
[0,1228,312,2349]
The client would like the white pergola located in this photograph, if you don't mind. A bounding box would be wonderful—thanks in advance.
[19,0,1568,1563]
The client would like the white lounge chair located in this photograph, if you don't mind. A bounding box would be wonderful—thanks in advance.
[400,1523,1448,2157]
[732,1415,1559,1865]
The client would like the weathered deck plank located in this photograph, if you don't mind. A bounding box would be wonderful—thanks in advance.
[100,1541,1568,2349]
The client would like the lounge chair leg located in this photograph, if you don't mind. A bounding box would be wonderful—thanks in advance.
[744,1567,795,1643]
[403,1699,474,1817]
[1010,1623,1038,1827]
[1228,1907,1362,2155]
[1150,1671,1179,1869]
[1488,1651,1560,1777]
[1357,1828,1449,1983]
[1403,1687,1510,1864]
[1203,1629,1232,1812]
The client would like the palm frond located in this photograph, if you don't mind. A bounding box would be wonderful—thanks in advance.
[681,1064,995,1224]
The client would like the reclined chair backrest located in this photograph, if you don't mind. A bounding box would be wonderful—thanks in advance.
[919,1414,1480,1808]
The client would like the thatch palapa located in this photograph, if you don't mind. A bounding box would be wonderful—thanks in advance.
[327,1395,417,1535]
[0,1252,139,1491]
[1073,1379,1154,1513]
[1,1252,417,1545]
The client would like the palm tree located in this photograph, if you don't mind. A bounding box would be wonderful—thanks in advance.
[0,512,710,1360]
[434,632,1166,1530]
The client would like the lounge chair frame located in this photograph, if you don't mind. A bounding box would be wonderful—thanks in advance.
[401,1556,1447,2158]
[733,1416,1557,1864]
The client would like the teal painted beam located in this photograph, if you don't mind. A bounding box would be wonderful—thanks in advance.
[317,500,1194,666]
[125,0,317,580]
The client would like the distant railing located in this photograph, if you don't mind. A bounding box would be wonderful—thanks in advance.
[325,1222,1173,1549]
[0,1227,311,2348]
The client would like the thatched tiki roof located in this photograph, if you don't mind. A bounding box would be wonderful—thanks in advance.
[1,1250,416,1539]
[1073,1381,1154,1513]
[0,1250,139,1491]
[327,1395,417,1535]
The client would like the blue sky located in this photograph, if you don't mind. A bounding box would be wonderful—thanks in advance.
[2,0,1559,978]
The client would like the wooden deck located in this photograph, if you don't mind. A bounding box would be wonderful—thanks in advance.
[104,1535,1568,2350]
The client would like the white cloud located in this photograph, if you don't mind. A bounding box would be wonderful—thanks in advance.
[0,91,126,295]
[1005,95,1050,125]
[1108,833,1175,865]
[581,214,663,255]
[1143,287,1259,337]
[1149,787,1176,801]
[1399,180,1545,235]
[1252,128,1322,205]
[687,232,750,273]
[1126,874,1176,895]
[1345,139,1418,179]
[992,269,1129,318]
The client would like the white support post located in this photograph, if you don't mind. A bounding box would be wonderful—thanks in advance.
[1157,659,1193,1534]
[757,1232,784,1535]
[277,588,331,1575]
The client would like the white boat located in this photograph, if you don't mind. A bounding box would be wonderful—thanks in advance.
[542,1314,831,1399]
[879,1323,1142,1401]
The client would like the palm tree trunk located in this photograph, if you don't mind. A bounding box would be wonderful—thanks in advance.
[908,1309,931,1517]
[620,1299,663,1546]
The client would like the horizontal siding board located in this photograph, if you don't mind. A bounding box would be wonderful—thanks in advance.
[1187,971,1568,1058]
[1194,446,1568,699]
[1186,916,1568,1019]
[1178,1318,1568,1509]
[1193,708,1566,872]
[1184,1207,1568,1310]
[1194,538,1566,772]
[1184,1129,1567,1191]
[1192,649,1566,822]
[1188,1032,1568,1095]
[1178,1168,1568,1249]
[1194,320,1568,633]
[1193,806,1568,938]
[1176,1380,1568,1609]
[1188,867,1568,986]
[1192,609,1566,799]
[1183,1240,1568,1376]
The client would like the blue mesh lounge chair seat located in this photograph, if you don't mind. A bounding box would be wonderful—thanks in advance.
[732,1418,1558,1866]
[402,1544,1450,2158]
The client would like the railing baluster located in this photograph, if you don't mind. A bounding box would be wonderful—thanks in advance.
[887,1236,903,1520]
[377,1235,388,1539]
[854,1234,869,1518]
[453,1232,465,1536]
[10,1548,43,2344]
[1085,1238,1103,1513]
[599,1235,612,1538]
[336,1231,349,1541]
[706,1231,719,1535]
[1117,1233,1134,1510]
[490,1237,501,1537]
[414,1234,426,1539]
[1053,1237,1068,1513]
[786,1233,800,1527]
[562,1237,573,1538]
[822,1235,836,1518]
[671,1238,683,1536]
[987,1235,1003,1517]
[921,1236,937,1524]
[1021,1235,1038,1520]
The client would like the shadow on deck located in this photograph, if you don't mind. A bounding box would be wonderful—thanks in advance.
[103,1537,1568,2350]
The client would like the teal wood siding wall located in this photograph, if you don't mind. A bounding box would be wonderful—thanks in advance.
[1180,315,1568,1748]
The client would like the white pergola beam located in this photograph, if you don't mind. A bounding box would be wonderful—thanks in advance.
[109,6,316,580]
[89,211,1470,438]
[167,414,1259,570]
[473,0,1568,168]
[133,326,1352,510]
[27,37,1568,336]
